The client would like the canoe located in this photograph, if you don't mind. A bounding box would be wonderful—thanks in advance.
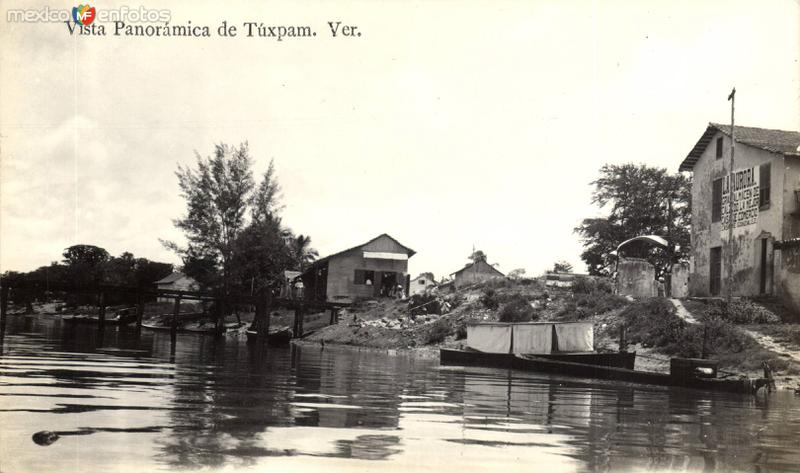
[140,322,245,334]
[245,328,293,345]
[62,312,137,326]
[440,349,771,395]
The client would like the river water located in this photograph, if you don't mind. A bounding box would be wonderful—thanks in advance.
[1,314,799,473]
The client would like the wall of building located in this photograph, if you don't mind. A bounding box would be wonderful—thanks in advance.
[323,235,411,301]
[671,262,690,298]
[617,258,656,298]
[409,276,436,296]
[689,131,785,298]
[453,260,504,288]
[777,159,800,311]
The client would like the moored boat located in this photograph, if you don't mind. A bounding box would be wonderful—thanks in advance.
[441,321,773,395]
[245,328,293,345]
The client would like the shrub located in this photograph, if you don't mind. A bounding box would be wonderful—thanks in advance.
[572,276,614,295]
[621,298,684,348]
[426,318,451,344]
[710,299,781,324]
[498,295,537,322]
[480,288,499,310]
[408,293,441,316]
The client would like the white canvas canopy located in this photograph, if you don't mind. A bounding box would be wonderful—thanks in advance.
[467,322,594,354]
[466,324,512,354]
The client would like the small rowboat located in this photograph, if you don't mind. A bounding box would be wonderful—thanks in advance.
[245,328,293,345]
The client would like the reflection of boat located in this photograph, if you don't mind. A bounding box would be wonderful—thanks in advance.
[63,308,137,326]
[245,328,292,345]
[140,322,245,334]
[441,322,772,394]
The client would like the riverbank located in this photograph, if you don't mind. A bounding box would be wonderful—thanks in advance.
[299,278,800,390]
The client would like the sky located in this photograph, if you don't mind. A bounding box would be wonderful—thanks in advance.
[1,0,799,280]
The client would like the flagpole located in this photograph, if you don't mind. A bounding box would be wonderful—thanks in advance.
[726,87,736,306]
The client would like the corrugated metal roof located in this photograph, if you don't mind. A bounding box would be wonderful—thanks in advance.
[679,123,800,171]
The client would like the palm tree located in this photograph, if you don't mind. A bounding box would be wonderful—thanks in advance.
[292,234,319,271]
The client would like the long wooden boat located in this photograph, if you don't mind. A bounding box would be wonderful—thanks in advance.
[140,322,245,334]
[245,328,293,345]
[440,348,771,395]
[62,311,137,326]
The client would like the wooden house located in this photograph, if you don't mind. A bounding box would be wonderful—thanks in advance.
[300,234,415,302]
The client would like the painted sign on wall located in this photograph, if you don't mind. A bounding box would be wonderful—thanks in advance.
[721,166,760,233]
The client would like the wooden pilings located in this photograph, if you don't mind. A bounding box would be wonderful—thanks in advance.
[293,304,304,338]
[135,289,144,329]
[97,291,106,330]
[171,296,181,342]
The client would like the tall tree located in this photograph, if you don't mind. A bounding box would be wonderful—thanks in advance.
[164,143,296,293]
[574,164,691,278]
[468,250,487,263]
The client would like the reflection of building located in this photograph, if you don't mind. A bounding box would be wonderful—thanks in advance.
[678,123,800,310]
[409,272,437,296]
[450,259,504,288]
[300,234,415,302]
[154,272,198,302]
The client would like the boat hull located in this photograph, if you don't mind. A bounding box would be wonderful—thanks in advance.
[245,329,292,345]
[440,349,766,394]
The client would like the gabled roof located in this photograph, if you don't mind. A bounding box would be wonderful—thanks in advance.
[302,233,415,273]
[154,272,190,284]
[679,123,800,171]
[451,260,505,278]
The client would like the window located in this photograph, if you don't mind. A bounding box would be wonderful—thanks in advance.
[715,137,723,159]
[418,279,425,285]
[711,178,723,222]
[710,246,722,296]
[759,162,771,209]
[354,269,374,285]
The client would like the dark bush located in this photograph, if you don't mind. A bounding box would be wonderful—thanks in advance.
[707,299,781,324]
[498,295,537,322]
[480,288,499,310]
[408,293,441,316]
[426,318,451,344]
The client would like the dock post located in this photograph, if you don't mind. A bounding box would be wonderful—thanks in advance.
[135,288,145,329]
[701,325,709,359]
[264,293,271,337]
[97,291,106,330]
[171,295,181,344]
[0,285,8,324]
[0,284,9,342]
[254,296,265,344]
[215,295,224,336]
[618,324,627,352]
[298,303,305,337]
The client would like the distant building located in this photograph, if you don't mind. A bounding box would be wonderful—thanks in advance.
[154,272,198,302]
[409,272,437,296]
[678,123,800,310]
[300,234,415,302]
[451,260,505,288]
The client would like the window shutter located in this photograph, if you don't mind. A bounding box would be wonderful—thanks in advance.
[759,163,771,208]
[711,178,722,222]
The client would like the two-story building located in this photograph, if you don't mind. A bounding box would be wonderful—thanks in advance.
[679,123,800,311]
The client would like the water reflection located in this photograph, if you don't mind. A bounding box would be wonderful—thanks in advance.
[1,314,800,473]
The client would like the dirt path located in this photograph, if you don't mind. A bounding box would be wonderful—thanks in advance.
[670,299,699,324]
[741,328,800,364]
